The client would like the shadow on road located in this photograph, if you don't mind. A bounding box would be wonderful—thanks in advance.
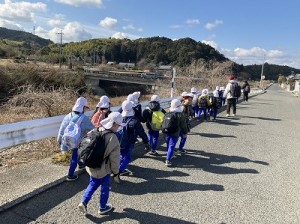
[111,166,224,195]
[188,132,237,138]
[86,208,195,224]
[214,118,255,126]
[238,115,281,121]
[172,149,268,174]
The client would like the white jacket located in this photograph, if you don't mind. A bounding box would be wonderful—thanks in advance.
[223,80,237,99]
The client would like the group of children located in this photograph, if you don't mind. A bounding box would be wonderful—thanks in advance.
[56,74,249,216]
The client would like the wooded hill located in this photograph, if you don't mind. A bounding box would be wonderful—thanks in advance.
[0,27,299,80]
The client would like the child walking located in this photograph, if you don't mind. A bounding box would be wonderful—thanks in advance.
[142,95,166,155]
[78,112,123,215]
[178,92,194,153]
[57,97,95,181]
[162,99,188,166]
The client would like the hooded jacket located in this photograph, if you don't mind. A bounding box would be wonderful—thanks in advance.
[85,127,120,178]
[223,80,237,99]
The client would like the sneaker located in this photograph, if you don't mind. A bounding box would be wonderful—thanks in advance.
[113,174,121,184]
[226,114,230,117]
[179,149,187,154]
[66,174,78,181]
[119,169,131,176]
[78,202,87,214]
[98,204,113,215]
[232,114,236,117]
[165,160,172,167]
[149,150,158,155]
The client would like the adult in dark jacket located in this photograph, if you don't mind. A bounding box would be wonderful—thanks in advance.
[241,80,251,102]
[142,95,166,155]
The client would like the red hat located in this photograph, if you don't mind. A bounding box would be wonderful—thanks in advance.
[229,74,235,80]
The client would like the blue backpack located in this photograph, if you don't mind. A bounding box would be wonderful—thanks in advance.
[118,117,135,149]
[61,114,84,149]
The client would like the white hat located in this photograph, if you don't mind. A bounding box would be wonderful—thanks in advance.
[151,95,160,102]
[127,94,135,103]
[121,100,135,117]
[100,95,110,103]
[191,87,198,93]
[170,99,182,112]
[220,86,225,91]
[132,91,141,104]
[100,112,124,129]
[213,90,219,97]
[182,92,193,98]
[201,89,208,96]
[216,86,220,90]
[181,91,188,97]
[97,101,109,109]
[72,97,89,113]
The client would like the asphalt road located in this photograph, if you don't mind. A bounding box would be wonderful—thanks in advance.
[0,84,299,224]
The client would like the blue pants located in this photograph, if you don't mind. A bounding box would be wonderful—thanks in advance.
[179,131,187,151]
[82,174,110,209]
[147,129,160,151]
[192,105,198,117]
[120,143,134,172]
[68,148,78,177]
[210,108,218,119]
[197,108,207,120]
[166,135,179,161]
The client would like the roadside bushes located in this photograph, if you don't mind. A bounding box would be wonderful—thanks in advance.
[0,63,86,103]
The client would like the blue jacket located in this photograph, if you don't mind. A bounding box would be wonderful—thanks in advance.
[57,112,95,151]
[122,116,149,145]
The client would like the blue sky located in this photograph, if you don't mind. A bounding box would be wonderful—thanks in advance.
[1,0,300,69]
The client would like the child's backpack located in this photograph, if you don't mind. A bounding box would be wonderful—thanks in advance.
[161,112,179,134]
[78,129,112,168]
[150,110,165,131]
[118,117,135,149]
[244,85,250,92]
[61,115,84,149]
[198,96,207,108]
[230,83,241,98]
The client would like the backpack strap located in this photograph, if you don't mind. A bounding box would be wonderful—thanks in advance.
[98,129,113,164]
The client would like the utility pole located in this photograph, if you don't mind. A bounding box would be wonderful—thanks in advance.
[260,54,265,89]
[171,67,176,98]
[56,30,64,68]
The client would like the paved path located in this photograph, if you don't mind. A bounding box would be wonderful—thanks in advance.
[0,84,300,223]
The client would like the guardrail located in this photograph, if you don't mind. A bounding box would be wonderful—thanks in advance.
[0,88,264,151]
[0,98,174,150]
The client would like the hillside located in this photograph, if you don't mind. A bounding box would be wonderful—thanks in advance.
[0,27,299,81]
[0,27,52,47]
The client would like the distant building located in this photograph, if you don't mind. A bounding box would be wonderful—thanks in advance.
[118,62,135,68]
[158,65,172,70]
[107,61,116,65]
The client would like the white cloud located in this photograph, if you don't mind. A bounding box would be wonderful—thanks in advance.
[99,17,118,29]
[0,0,47,23]
[54,0,103,7]
[0,19,24,31]
[170,25,182,29]
[202,40,218,50]
[111,32,142,40]
[186,19,200,25]
[48,14,65,27]
[111,32,127,39]
[123,24,135,30]
[205,20,223,30]
[36,22,92,43]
